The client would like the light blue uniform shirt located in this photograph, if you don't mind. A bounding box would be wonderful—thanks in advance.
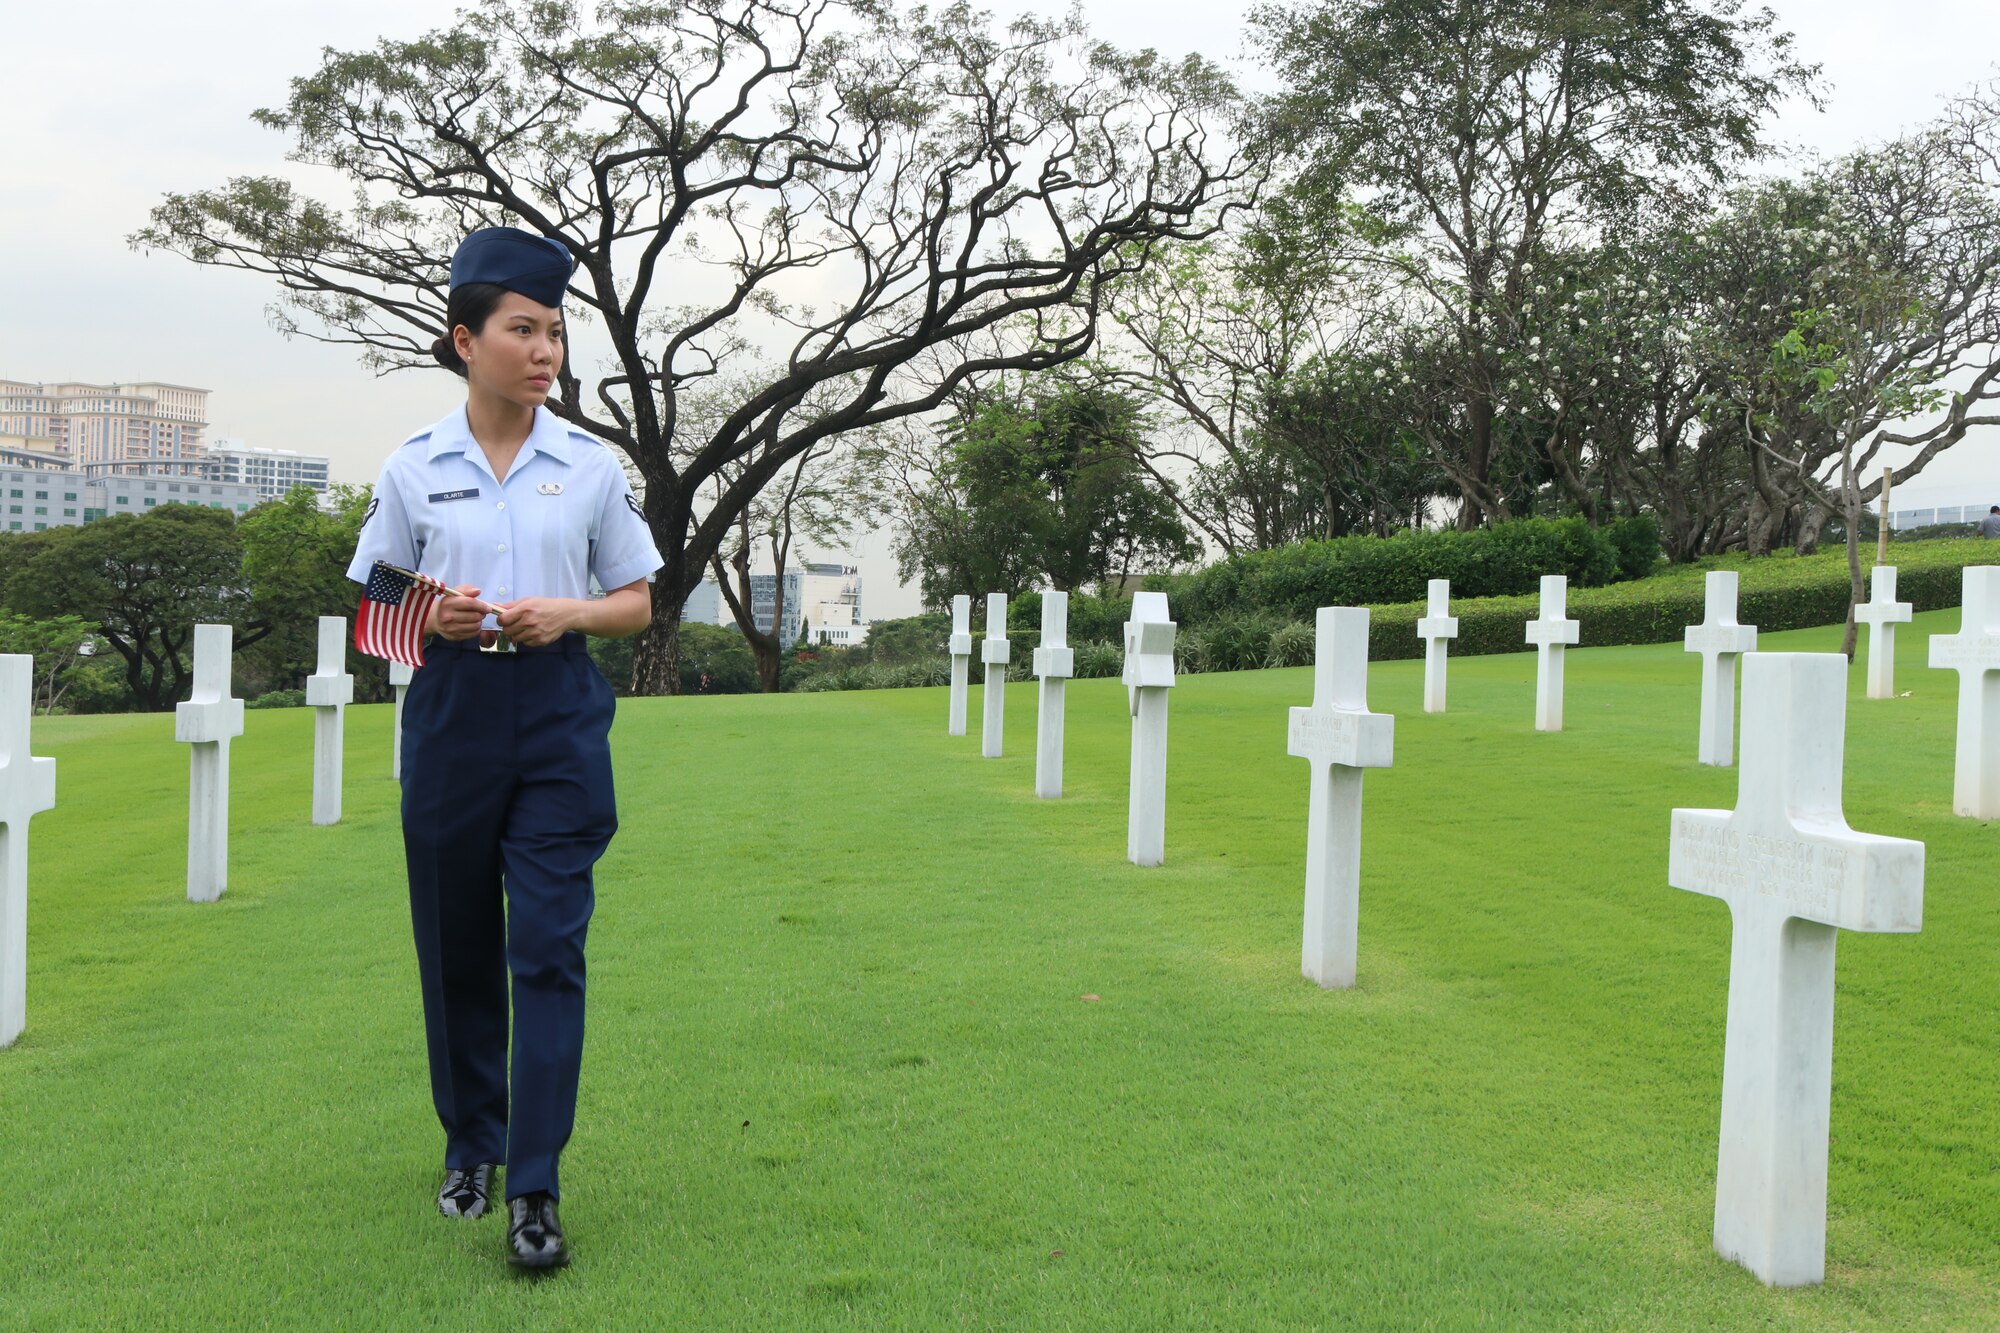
[347,405,663,619]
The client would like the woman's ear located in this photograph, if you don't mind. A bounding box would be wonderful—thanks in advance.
[453,323,477,368]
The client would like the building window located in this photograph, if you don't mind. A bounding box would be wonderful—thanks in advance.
[6,490,17,498]
[115,496,127,505]
[32,490,45,499]
[168,483,181,493]
[62,508,75,517]
[63,492,76,501]
[33,524,44,531]
[144,498,156,507]
[6,506,16,515]
[145,482,157,491]
[33,507,45,516]
[6,523,16,531]
[237,503,249,512]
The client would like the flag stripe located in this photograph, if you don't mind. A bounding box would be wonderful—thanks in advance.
[354,561,448,668]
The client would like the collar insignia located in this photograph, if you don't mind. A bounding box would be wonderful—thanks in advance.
[538,482,564,496]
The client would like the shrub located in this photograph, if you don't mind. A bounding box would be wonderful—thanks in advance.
[1265,620,1317,669]
[1071,640,1124,678]
[1183,612,1283,673]
[1153,516,1636,627]
[1604,514,1663,581]
[248,689,304,709]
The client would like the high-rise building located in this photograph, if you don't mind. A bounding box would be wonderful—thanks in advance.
[0,380,210,474]
[202,440,331,501]
[740,562,863,644]
[685,562,864,643]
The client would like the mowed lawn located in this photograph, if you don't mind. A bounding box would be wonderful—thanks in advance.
[5,612,1997,1330]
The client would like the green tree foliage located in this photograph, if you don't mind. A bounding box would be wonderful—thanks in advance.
[238,483,376,699]
[6,506,250,711]
[1250,352,1451,537]
[0,613,97,713]
[1250,0,1816,526]
[894,384,1200,605]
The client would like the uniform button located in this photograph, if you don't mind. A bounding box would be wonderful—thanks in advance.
[496,501,506,511]
[497,543,508,553]
[498,586,509,595]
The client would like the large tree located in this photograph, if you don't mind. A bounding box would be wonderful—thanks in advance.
[888,381,1198,603]
[7,506,249,711]
[133,0,1247,693]
[1093,203,1373,553]
[1250,0,1814,526]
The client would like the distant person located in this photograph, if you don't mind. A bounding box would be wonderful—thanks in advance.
[347,227,662,1270]
[1982,505,2000,539]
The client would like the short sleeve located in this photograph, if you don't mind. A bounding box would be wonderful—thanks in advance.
[590,463,665,591]
[346,456,419,583]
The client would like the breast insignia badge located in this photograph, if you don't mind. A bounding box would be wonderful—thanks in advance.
[538,482,564,496]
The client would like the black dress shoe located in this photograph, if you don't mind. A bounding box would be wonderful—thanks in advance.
[437,1163,496,1219]
[506,1191,570,1269]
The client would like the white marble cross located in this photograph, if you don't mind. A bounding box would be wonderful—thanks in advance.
[1525,574,1580,731]
[947,594,972,737]
[1668,652,1923,1287]
[174,624,244,903]
[1032,591,1073,799]
[1288,608,1394,989]
[389,660,414,780]
[0,655,56,1049]
[1416,579,1459,714]
[980,593,1010,759]
[305,615,353,826]
[1684,571,1758,767]
[1854,565,1911,700]
[1123,591,1177,867]
[1927,565,2000,818]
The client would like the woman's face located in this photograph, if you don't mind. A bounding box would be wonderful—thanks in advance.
[455,292,565,409]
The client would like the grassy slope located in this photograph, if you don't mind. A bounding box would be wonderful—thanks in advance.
[4,614,1996,1330]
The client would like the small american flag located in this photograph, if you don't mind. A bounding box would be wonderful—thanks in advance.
[356,561,449,667]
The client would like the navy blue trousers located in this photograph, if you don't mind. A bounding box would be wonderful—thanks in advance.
[399,633,618,1201]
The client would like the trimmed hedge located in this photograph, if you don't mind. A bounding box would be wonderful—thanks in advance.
[1352,539,1996,663]
[801,539,1998,693]
[1146,515,1662,627]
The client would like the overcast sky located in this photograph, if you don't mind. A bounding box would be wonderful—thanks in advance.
[3,1,1995,619]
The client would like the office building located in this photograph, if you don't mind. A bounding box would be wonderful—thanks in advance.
[202,440,332,501]
[687,561,865,644]
[0,466,259,533]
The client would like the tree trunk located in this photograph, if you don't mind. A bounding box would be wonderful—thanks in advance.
[1792,501,1827,556]
[630,589,684,695]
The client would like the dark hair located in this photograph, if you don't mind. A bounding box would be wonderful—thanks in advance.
[430,282,511,377]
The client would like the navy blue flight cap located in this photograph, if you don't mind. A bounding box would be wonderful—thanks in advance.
[449,227,573,307]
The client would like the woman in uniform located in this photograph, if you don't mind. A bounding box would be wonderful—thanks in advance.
[347,226,663,1270]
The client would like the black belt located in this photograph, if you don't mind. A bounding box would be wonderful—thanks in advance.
[426,631,590,657]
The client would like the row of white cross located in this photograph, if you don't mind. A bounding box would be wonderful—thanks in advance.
[943,564,1998,1290]
[0,614,407,1049]
[1283,571,1972,1290]
[0,569,1992,1290]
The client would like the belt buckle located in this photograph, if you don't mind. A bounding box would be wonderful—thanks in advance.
[477,628,517,654]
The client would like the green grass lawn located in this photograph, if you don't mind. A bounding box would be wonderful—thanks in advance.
[5,613,1997,1329]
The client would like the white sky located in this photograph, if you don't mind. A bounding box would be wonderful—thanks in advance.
[3,1,1995,618]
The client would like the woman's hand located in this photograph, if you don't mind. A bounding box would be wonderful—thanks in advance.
[433,586,492,641]
[494,597,579,647]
